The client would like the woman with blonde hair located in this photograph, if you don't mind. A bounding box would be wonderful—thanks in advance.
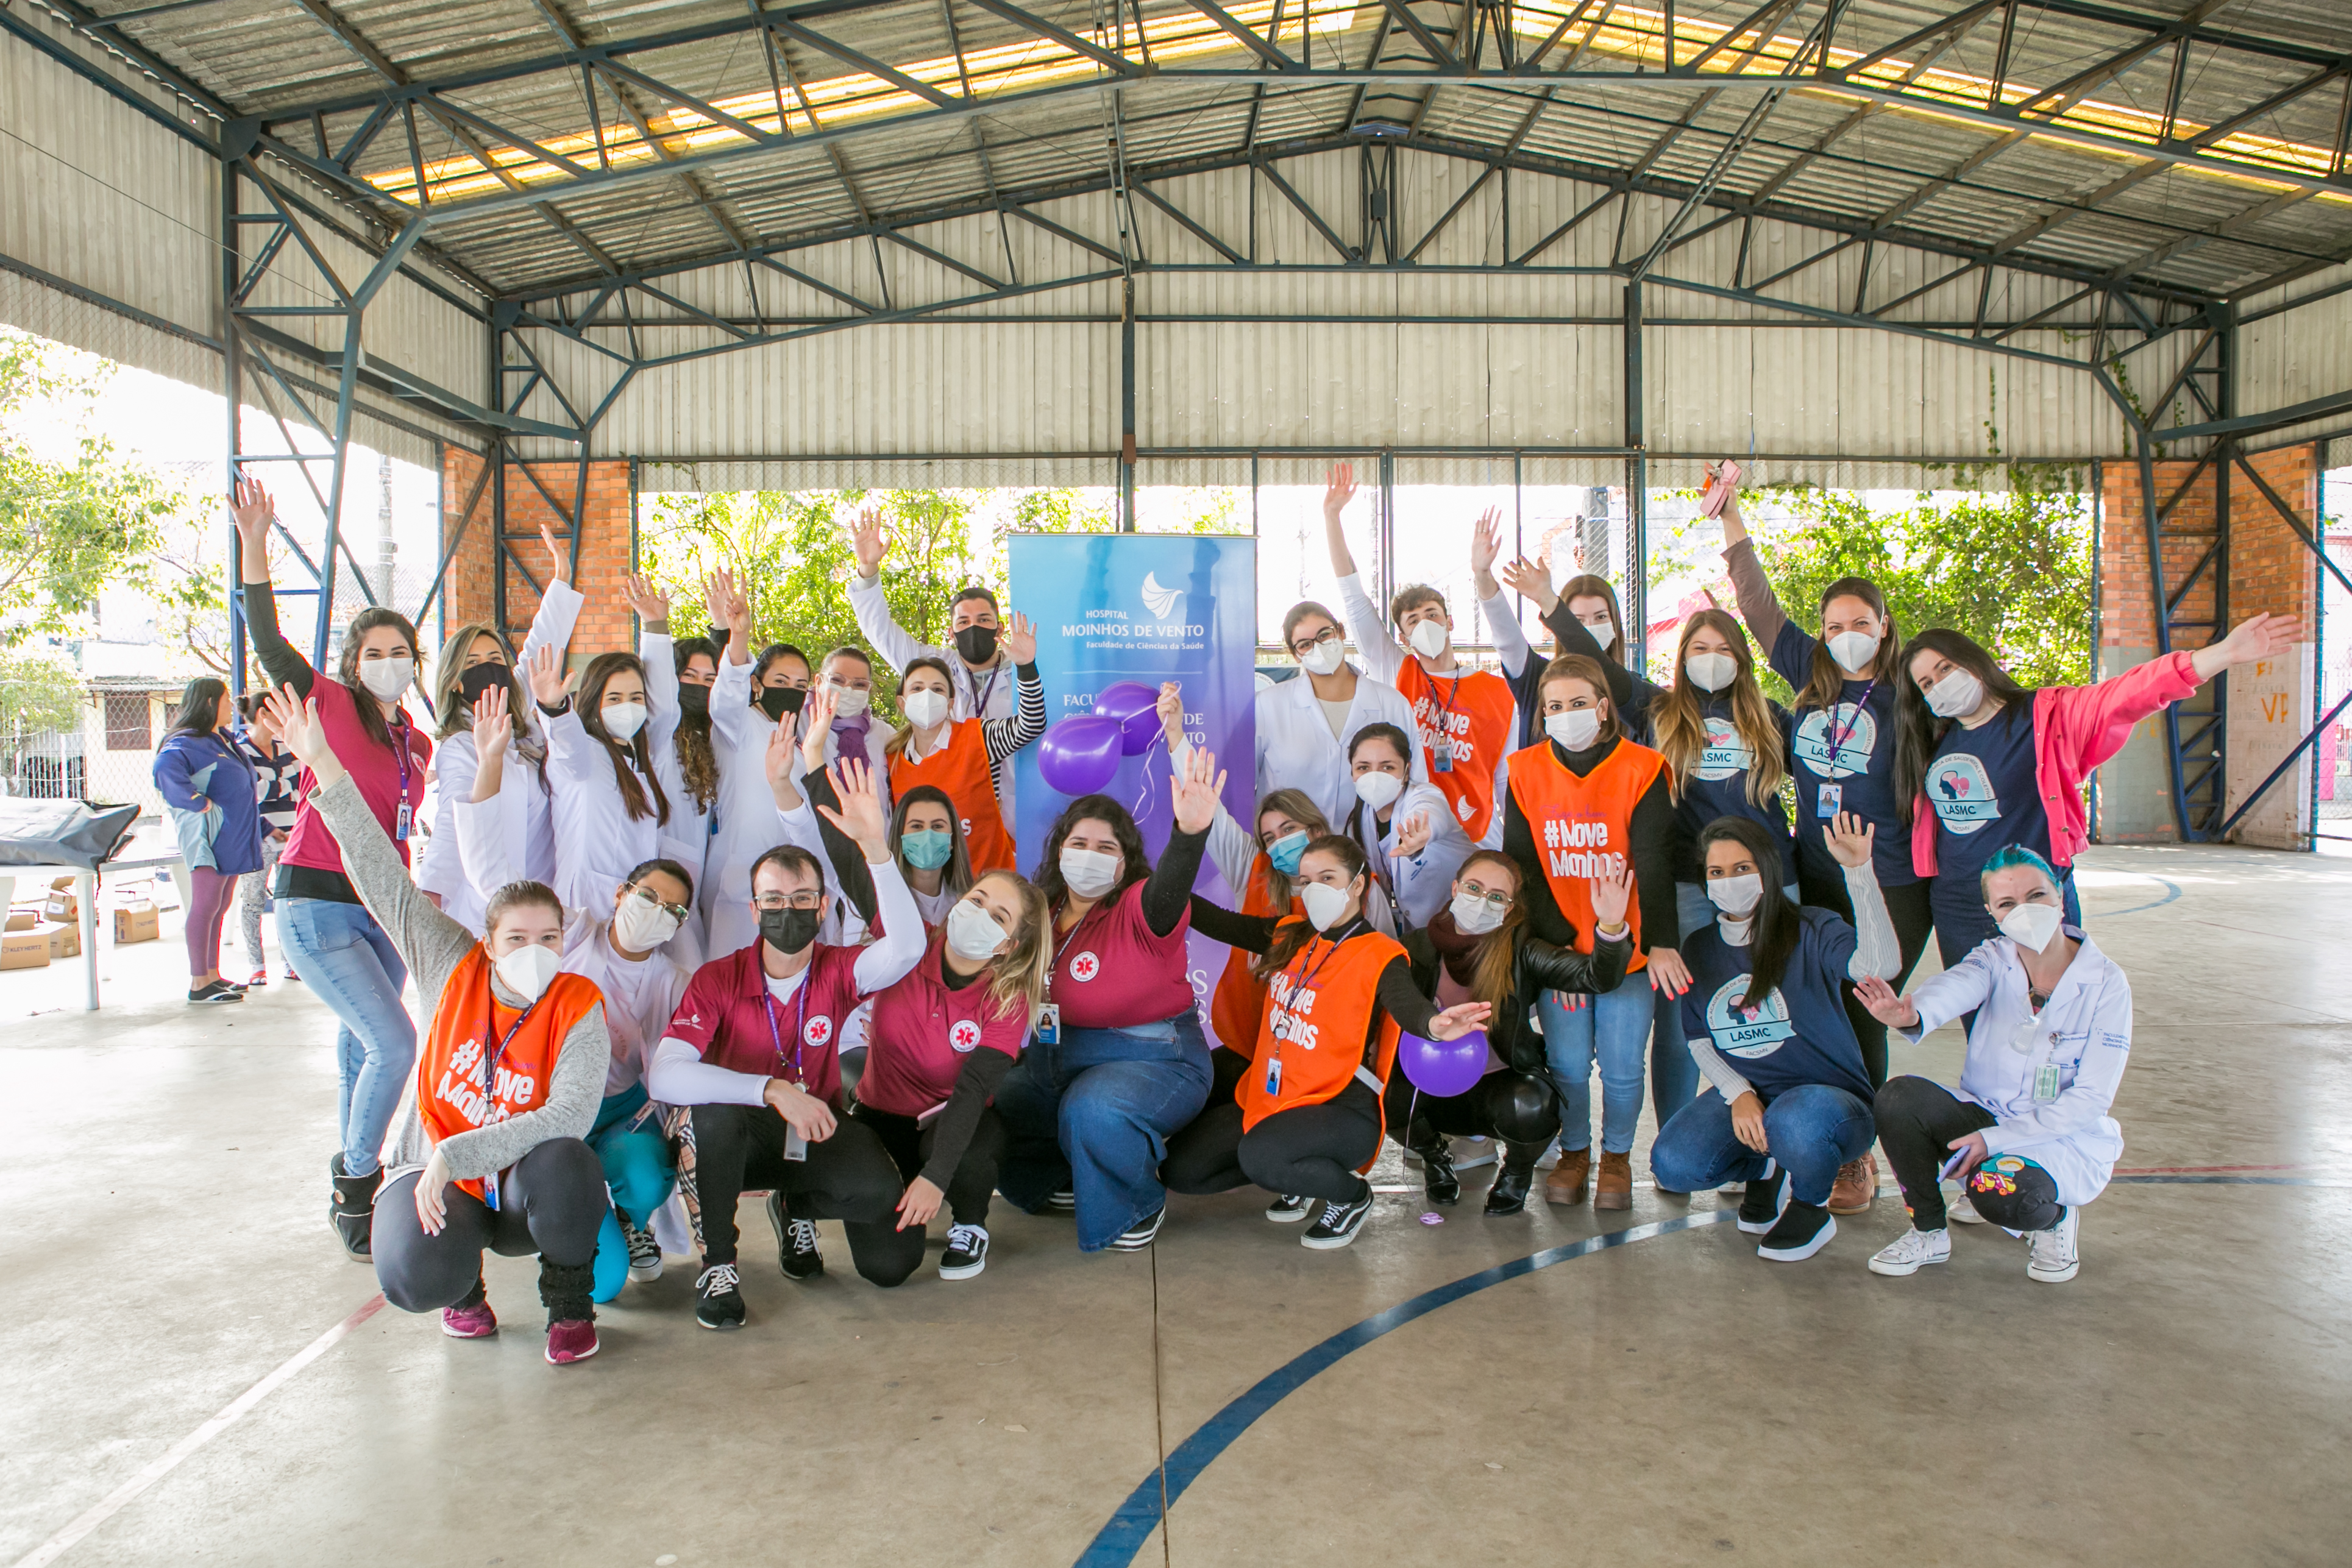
[853,870,1054,1280]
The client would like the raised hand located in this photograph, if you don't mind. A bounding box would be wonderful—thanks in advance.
[259,685,342,787]
[764,718,803,809]
[1469,506,1505,579]
[1588,864,1633,931]
[525,643,577,711]
[703,568,749,637]
[471,681,513,762]
[1823,810,1875,868]
[800,684,835,772]
[1156,681,1184,745]
[817,757,890,860]
[538,520,570,587]
[1851,974,1918,1028]
[1322,461,1356,518]
[848,506,888,578]
[1000,611,1037,665]
[229,477,275,548]
[624,572,670,629]
[1394,809,1432,860]
[1171,742,1227,835]
[1498,556,1560,615]
[2209,611,2305,671]
[1426,999,1493,1041]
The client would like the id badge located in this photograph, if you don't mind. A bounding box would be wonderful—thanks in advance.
[1432,745,1452,774]
[1816,784,1842,818]
[394,797,413,842]
[483,1169,501,1211]
[1263,1055,1282,1096]
[2033,1064,2061,1103]
[783,1126,809,1162]
[1036,1003,1060,1046]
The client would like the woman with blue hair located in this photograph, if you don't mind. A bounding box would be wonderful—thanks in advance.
[1854,845,2131,1285]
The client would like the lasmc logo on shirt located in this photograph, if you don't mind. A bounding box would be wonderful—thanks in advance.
[1541,815,1626,880]
[1695,716,1752,781]
[1930,754,1999,833]
[1267,971,1322,1051]
[1792,702,1875,778]
[1704,976,1794,1058]
[949,1018,982,1053]
[1068,951,1101,983]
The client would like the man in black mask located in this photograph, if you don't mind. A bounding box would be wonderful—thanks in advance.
[644,765,929,1330]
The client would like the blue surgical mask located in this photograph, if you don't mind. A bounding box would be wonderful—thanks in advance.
[1266,829,1309,875]
[901,828,954,871]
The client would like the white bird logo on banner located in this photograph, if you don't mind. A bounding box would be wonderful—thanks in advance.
[1141,572,1182,620]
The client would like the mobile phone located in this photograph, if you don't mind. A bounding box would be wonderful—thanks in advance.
[1938,1146,1974,1182]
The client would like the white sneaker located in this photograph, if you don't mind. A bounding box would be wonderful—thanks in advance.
[2027,1208,2080,1283]
[1449,1137,1498,1172]
[620,1215,663,1283]
[1535,1140,1562,1172]
[1868,1227,1952,1277]
[1949,1189,1988,1224]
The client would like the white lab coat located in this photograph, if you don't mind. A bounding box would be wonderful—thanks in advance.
[544,633,680,918]
[413,579,583,935]
[702,654,836,961]
[1899,926,2131,1206]
[1251,665,1424,829]
[1338,779,1466,934]
[848,570,1016,832]
[641,627,714,969]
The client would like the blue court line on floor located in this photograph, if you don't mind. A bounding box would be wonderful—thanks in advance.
[1075,1211,1739,1568]
[2092,876,2182,920]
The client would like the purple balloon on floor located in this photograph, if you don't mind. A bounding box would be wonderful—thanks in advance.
[1037,714,1125,796]
[1092,680,1162,756]
[1397,1028,1488,1099]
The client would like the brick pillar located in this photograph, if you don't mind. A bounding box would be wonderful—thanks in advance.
[438,453,636,665]
[439,446,495,641]
[2222,445,2321,849]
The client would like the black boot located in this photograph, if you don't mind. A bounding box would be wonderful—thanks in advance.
[329,1154,380,1260]
[1415,1138,1460,1206]
[538,1258,598,1327]
[1485,1143,1541,1216]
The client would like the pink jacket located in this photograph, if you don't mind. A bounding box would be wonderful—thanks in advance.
[1911,650,2202,878]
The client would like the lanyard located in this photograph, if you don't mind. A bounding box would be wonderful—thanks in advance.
[1046,901,1096,998]
[1821,678,1875,776]
[1267,932,1348,1069]
[970,658,1003,718]
[762,973,812,1087]
[481,990,541,1117]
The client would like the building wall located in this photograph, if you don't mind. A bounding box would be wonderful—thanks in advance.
[439,452,635,662]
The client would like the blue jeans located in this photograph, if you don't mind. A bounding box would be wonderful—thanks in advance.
[995,1013,1211,1251]
[1649,1085,1875,1207]
[278,896,414,1179]
[1538,982,1653,1155]
[588,1085,677,1303]
[1655,880,1803,1135]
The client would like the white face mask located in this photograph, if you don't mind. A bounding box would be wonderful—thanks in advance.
[1450,889,1507,937]
[611,890,680,953]
[600,701,648,741]
[945,898,1009,962]
[1683,651,1736,693]
[1998,901,2062,953]
[1300,639,1347,676]
[1827,629,1880,674]
[492,942,560,1003]
[1059,846,1121,899]
[903,689,950,729]
[1546,709,1601,751]
[829,683,871,718]
[1925,667,1986,720]
[1707,873,1763,917]
[1300,879,1355,932]
[357,654,413,702]
[1406,618,1449,659]
[1353,770,1404,811]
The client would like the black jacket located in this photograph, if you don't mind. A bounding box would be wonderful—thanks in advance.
[1399,926,1633,1077]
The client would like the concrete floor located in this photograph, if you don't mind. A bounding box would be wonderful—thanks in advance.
[3,843,2347,1567]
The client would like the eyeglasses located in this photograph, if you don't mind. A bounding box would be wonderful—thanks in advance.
[1455,885,1511,911]
[624,884,691,922]
[751,891,824,912]
[1290,628,1341,655]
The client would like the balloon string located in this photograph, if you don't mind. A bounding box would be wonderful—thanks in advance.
[1134,729,1163,823]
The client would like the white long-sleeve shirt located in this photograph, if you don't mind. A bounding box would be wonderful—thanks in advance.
[1897,926,2130,1205]
[544,639,678,915]
[1339,779,1471,932]
[1334,570,1515,850]
[847,570,1017,832]
[1251,667,1424,829]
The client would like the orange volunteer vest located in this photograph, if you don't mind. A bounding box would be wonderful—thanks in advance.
[890,718,1015,874]
[1396,659,1517,842]
[1237,923,1406,1132]
[1504,737,1666,971]
[1210,856,1304,1057]
[417,949,604,1200]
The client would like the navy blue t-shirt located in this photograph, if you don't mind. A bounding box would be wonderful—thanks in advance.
[1924,703,2047,914]
[1678,906,1874,1104]
[1768,620,1914,889]
[1668,695,1796,885]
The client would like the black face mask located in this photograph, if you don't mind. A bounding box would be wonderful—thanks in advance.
[457,662,510,709]
[677,683,711,720]
[953,625,999,666]
[757,686,805,722]
[759,906,820,956]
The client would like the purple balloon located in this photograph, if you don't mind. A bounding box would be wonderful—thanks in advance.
[1093,680,1163,756]
[1398,1029,1488,1099]
[1037,715,1124,796]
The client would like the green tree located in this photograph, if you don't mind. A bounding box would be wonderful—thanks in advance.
[0,650,83,734]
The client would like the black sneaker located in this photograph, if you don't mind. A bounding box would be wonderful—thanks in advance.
[694,1262,745,1329]
[766,1192,824,1282]
[1756,1199,1836,1262]
[1046,1186,1077,1211]
[1107,1206,1165,1250]
[1264,1193,1312,1223]
[1736,1165,1788,1235]
[939,1224,990,1280]
[1302,1185,1374,1250]
[1417,1144,1461,1207]
[188,981,243,1004]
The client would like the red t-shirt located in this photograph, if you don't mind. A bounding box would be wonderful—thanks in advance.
[1049,879,1193,1031]
[859,931,1027,1117]
[664,940,865,1109]
[281,678,431,873]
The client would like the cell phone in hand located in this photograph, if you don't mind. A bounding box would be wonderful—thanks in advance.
[1938,1146,1975,1182]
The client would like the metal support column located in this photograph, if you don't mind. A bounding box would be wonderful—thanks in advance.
[1623,281,1649,670]
[1120,276,1137,531]
[2138,310,2233,840]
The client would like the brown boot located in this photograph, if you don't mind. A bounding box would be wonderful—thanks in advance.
[1827,1155,1878,1215]
[1595,1151,1633,1210]
[1544,1146,1591,1205]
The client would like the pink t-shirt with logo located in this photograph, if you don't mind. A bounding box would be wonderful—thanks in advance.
[666,941,864,1109]
[859,931,1027,1118]
[1049,880,1193,1031]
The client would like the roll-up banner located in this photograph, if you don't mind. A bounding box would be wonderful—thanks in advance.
[1010,533,1257,1048]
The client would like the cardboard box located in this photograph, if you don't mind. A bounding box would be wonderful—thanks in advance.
[41,890,76,922]
[43,920,80,960]
[4,910,33,931]
[1,928,51,969]
[50,876,72,890]
[113,900,159,945]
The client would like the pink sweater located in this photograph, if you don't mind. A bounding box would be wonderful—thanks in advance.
[1910,650,2202,878]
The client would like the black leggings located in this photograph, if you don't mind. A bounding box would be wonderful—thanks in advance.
[691,1102,925,1287]
[373,1138,607,1315]
[1802,867,1934,1088]
[1874,1076,2065,1232]
[852,1102,1007,1228]
[1163,1079,1382,1204]
[1384,1070,1560,1160]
